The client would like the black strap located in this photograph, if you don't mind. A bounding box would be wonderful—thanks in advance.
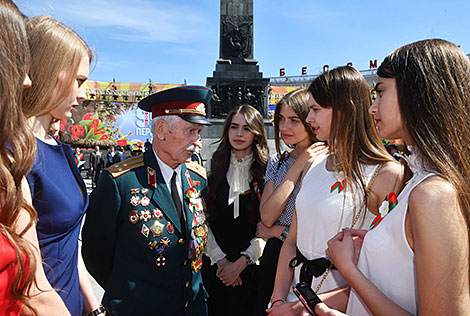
[288,247,336,286]
[171,171,186,236]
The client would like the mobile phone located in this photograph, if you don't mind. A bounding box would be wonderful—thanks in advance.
[293,282,322,316]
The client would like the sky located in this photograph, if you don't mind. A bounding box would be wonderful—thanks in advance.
[15,0,470,86]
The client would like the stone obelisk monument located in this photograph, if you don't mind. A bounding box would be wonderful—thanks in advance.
[206,0,270,118]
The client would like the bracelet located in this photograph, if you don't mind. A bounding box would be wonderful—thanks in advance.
[243,254,254,265]
[87,305,107,316]
[271,299,285,306]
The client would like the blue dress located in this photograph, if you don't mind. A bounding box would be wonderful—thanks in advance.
[27,137,88,316]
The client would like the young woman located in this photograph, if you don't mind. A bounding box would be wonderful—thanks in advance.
[319,39,470,316]
[0,2,72,315]
[255,88,327,315]
[267,66,404,316]
[22,16,103,316]
[202,104,269,316]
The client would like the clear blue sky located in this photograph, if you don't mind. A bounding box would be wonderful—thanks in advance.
[15,0,470,85]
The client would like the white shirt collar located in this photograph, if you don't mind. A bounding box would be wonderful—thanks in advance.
[153,148,182,185]
[227,151,253,219]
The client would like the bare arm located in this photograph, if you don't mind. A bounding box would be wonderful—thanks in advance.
[260,144,328,227]
[266,210,312,316]
[78,253,103,315]
[19,179,71,316]
[327,176,470,316]
[409,178,469,315]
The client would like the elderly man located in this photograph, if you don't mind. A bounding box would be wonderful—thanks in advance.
[82,86,212,316]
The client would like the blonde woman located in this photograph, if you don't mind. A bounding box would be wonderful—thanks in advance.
[23,16,103,316]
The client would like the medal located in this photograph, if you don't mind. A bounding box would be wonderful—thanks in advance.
[152,208,163,220]
[148,240,158,250]
[150,220,164,237]
[156,248,165,256]
[130,188,140,195]
[156,256,166,267]
[140,210,151,222]
[160,237,170,248]
[141,188,149,195]
[166,222,175,234]
[141,224,150,238]
[140,196,150,207]
[128,210,139,224]
[130,195,140,207]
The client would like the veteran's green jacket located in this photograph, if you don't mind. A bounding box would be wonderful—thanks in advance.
[82,150,208,316]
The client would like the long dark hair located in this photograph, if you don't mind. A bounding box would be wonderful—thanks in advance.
[378,39,470,277]
[0,0,37,314]
[205,105,269,221]
[273,88,317,155]
[308,66,393,203]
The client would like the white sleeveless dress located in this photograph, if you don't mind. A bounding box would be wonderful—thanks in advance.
[346,147,438,315]
[286,154,378,302]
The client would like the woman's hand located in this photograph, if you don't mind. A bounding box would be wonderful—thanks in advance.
[315,303,348,316]
[299,142,329,163]
[266,300,309,316]
[256,222,284,239]
[216,256,247,286]
[326,228,366,276]
[216,257,229,271]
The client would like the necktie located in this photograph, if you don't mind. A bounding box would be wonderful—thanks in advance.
[171,171,185,236]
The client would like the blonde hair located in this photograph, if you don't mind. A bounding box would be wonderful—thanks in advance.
[0,0,37,313]
[22,16,93,118]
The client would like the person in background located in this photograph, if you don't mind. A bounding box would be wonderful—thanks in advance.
[144,138,152,152]
[106,146,115,167]
[191,135,204,166]
[89,145,104,188]
[318,39,470,316]
[22,15,103,316]
[255,88,327,315]
[112,146,126,164]
[74,147,84,167]
[82,85,213,315]
[268,66,403,316]
[202,104,269,316]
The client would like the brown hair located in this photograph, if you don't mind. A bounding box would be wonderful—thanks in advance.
[205,105,269,222]
[273,88,317,155]
[378,39,470,275]
[0,0,37,313]
[22,16,93,118]
[308,66,393,201]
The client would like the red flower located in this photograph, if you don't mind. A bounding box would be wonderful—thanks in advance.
[68,125,85,139]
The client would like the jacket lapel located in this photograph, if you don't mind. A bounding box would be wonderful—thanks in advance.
[144,151,183,236]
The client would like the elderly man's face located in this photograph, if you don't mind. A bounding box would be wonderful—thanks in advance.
[159,118,203,166]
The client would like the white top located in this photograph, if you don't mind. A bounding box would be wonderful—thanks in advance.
[346,147,437,315]
[203,156,265,265]
[153,149,184,218]
[287,154,378,301]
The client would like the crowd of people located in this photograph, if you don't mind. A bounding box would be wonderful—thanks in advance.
[1,0,470,315]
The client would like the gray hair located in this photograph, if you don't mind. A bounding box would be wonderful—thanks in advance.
[150,115,181,134]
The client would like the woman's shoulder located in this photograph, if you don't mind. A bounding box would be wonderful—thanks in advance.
[409,175,457,215]
[376,160,403,179]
